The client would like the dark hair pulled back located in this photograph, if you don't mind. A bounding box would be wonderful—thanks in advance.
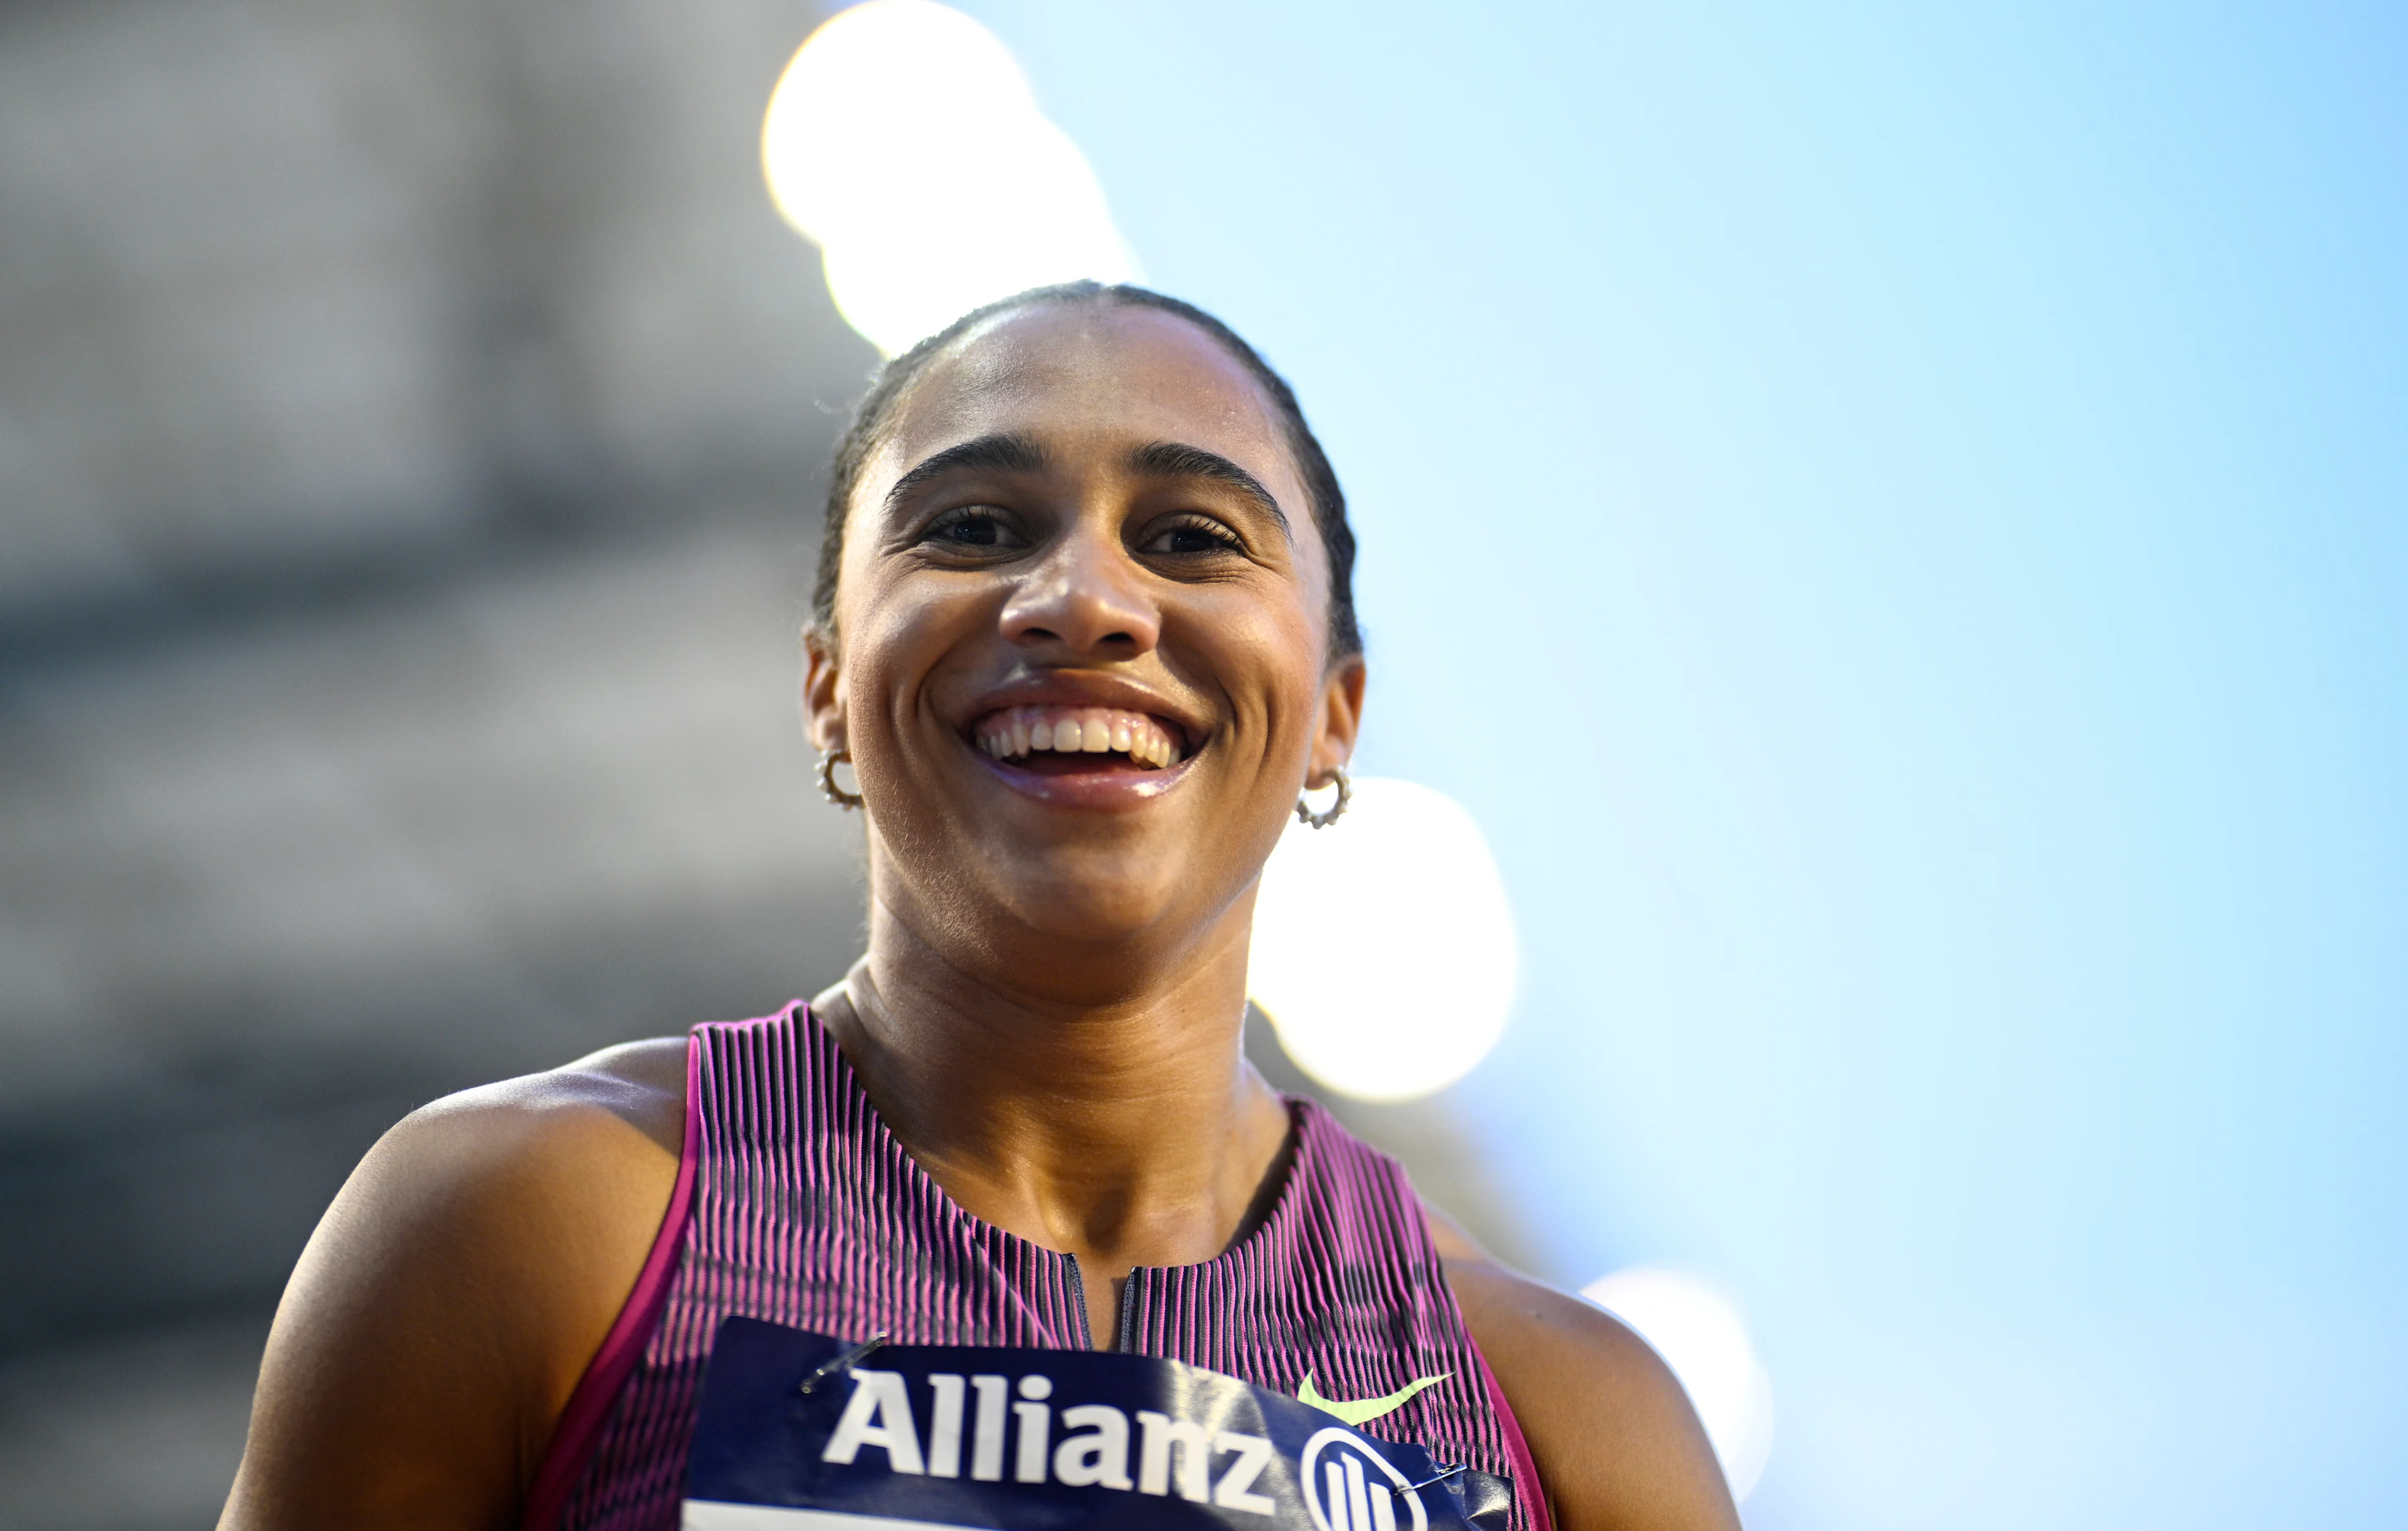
[813,281,1362,661]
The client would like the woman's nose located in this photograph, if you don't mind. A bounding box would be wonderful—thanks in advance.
[997,527,1161,658]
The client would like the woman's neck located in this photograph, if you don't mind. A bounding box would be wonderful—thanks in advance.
[813,903,1292,1343]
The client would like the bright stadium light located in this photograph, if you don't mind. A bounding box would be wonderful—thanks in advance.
[1247,777,1518,1102]
[1582,1267,1777,1502]
[761,0,1139,355]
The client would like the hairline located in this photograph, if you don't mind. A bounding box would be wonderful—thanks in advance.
[815,286,1361,660]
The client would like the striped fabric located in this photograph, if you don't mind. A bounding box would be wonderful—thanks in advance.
[546,1002,1538,1530]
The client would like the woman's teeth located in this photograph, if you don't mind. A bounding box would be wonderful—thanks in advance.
[973,705,1183,769]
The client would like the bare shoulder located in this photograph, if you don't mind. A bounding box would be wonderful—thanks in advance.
[411,1034,690,1157]
[1423,1204,1740,1531]
[295,1035,690,1350]
[221,1038,690,1531]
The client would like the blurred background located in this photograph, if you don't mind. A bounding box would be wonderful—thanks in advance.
[1,1,2401,1527]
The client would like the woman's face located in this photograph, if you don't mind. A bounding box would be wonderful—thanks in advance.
[808,303,1363,973]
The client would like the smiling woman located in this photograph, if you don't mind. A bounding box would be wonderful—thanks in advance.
[215,284,1740,1531]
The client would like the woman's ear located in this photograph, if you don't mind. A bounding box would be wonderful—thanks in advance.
[801,626,847,754]
[1307,654,1368,787]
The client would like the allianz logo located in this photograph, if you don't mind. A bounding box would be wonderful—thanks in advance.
[820,1369,1435,1528]
[1300,1426,1435,1531]
[821,1369,1278,1510]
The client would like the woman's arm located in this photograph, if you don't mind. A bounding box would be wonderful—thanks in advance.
[1428,1207,1742,1531]
[219,1040,686,1531]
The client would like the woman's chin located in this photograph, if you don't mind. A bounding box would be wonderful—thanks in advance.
[978,860,1220,950]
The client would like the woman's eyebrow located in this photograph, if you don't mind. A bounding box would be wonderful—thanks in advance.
[882,431,1050,515]
[1126,440,1291,539]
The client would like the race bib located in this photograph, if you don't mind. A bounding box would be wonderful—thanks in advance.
[684,1317,1514,1531]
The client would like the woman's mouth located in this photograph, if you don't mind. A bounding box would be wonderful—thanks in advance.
[969,705,1188,772]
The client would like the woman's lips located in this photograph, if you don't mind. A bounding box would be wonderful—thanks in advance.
[961,703,1200,809]
[966,736,1197,808]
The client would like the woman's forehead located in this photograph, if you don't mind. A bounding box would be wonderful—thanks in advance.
[870,305,1299,497]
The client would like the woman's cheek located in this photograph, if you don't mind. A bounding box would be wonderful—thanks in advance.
[847,581,968,700]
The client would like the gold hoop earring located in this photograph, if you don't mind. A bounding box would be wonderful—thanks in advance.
[1295,764,1350,829]
[817,749,863,811]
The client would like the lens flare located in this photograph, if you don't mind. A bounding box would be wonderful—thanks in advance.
[1247,777,1518,1102]
[761,0,1139,355]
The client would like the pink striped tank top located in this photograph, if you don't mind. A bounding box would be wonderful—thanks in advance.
[524,1003,1551,1531]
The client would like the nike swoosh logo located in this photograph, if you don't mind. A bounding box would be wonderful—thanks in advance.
[1296,1369,1451,1426]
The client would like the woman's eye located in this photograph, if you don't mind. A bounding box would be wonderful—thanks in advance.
[925,507,1022,549]
[1144,518,1242,556]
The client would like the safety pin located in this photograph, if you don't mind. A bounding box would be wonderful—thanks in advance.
[798,1332,889,1393]
[1391,1462,1467,1495]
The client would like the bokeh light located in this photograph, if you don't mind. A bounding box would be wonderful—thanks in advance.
[1247,777,1518,1102]
[760,0,1139,355]
[1582,1267,1775,1502]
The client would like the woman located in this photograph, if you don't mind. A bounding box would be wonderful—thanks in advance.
[219,284,1740,1531]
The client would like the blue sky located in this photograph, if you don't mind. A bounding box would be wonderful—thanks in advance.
[946,4,2405,1524]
